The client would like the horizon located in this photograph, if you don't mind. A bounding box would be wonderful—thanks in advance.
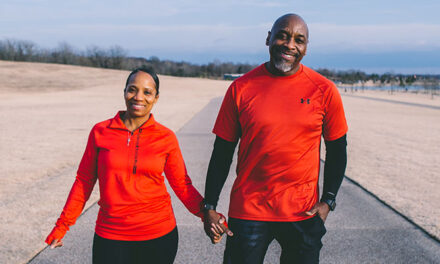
[1,0,439,74]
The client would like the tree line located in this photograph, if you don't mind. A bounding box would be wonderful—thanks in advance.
[1,39,439,91]
[0,39,254,79]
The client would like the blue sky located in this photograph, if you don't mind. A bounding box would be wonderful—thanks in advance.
[1,0,440,73]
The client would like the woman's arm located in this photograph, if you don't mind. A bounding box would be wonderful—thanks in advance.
[45,129,99,247]
[163,134,204,218]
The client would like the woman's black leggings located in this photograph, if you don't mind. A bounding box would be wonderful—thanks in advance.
[92,227,178,264]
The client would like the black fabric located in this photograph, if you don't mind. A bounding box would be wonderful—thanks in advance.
[223,216,326,264]
[92,227,178,264]
[322,134,347,201]
[204,136,238,206]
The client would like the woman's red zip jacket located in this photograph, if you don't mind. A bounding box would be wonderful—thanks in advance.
[46,112,204,243]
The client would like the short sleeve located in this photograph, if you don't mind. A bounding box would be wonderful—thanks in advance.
[213,82,241,142]
[322,83,348,141]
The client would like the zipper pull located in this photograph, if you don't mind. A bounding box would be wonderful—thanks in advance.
[127,131,132,146]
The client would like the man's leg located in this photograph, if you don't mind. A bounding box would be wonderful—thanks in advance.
[223,218,274,264]
[273,215,326,264]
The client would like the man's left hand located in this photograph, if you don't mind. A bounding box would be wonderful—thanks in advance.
[305,202,330,222]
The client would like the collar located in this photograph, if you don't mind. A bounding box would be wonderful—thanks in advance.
[262,63,303,79]
[108,111,156,130]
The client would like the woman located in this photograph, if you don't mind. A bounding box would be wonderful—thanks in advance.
[46,67,224,264]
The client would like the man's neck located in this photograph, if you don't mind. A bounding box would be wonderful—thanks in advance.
[265,61,300,76]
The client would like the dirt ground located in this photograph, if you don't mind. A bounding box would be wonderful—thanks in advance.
[0,60,439,263]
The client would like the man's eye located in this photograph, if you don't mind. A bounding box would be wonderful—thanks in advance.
[276,33,288,40]
[296,39,304,44]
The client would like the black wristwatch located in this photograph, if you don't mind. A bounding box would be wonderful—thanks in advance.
[320,192,336,211]
[203,202,216,211]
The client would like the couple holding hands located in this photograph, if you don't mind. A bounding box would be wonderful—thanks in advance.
[46,14,348,264]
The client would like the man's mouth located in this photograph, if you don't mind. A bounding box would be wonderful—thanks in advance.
[279,51,297,61]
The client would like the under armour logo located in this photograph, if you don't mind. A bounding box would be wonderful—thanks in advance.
[301,98,310,104]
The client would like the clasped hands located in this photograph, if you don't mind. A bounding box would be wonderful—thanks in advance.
[203,210,233,244]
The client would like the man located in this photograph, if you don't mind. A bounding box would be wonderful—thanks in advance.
[203,13,348,264]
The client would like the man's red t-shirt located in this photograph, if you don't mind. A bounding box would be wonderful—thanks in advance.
[213,64,348,221]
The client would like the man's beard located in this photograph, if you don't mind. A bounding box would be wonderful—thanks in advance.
[273,58,294,73]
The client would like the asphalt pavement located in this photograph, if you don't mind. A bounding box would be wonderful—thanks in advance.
[29,97,440,264]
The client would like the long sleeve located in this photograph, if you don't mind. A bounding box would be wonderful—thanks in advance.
[163,134,204,218]
[45,129,99,245]
[204,136,237,207]
[322,134,347,201]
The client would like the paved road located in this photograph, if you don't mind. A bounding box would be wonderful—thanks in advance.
[30,97,440,264]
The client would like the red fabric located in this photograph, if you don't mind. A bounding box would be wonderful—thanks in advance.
[46,112,204,244]
[213,64,348,222]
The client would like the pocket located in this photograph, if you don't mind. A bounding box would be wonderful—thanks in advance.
[314,215,327,234]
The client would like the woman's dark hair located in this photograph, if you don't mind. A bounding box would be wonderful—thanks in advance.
[125,66,160,95]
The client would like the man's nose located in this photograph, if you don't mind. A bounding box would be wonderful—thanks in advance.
[284,37,295,49]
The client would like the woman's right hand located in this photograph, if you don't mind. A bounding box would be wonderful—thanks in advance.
[49,238,63,249]
[45,226,66,248]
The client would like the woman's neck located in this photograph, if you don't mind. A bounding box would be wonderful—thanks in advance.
[122,112,150,132]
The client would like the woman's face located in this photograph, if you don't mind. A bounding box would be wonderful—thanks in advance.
[124,71,159,118]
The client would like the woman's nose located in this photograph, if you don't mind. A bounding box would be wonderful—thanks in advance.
[134,91,144,100]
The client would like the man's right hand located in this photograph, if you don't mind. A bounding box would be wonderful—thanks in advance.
[203,210,233,244]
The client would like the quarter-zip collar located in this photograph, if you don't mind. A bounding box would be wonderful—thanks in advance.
[108,111,156,131]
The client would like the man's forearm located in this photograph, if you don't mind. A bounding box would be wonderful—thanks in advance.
[204,136,238,207]
[322,134,347,201]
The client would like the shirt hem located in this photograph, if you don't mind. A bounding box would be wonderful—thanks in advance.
[95,220,177,241]
[227,213,315,222]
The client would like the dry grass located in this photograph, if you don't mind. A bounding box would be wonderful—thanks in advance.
[341,89,440,240]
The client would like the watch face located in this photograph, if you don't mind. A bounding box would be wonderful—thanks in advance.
[204,203,216,211]
[329,200,336,211]
[323,199,336,211]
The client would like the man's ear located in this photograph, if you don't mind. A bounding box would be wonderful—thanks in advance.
[266,31,271,46]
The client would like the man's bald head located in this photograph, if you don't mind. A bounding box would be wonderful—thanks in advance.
[271,14,309,39]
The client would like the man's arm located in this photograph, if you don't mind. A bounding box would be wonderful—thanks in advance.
[204,136,238,206]
[203,136,237,242]
[306,134,347,221]
[321,134,347,203]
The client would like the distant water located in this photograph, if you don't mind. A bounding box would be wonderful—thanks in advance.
[345,85,437,92]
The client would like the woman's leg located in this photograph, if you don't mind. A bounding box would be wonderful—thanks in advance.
[134,227,179,264]
[93,227,178,264]
[92,233,135,264]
